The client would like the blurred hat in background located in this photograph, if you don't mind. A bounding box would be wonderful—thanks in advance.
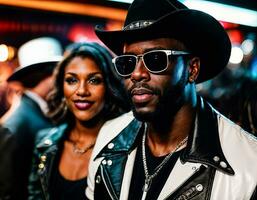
[7,37,63,82]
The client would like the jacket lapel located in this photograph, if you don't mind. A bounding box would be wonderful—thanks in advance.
[181,97,234,175]
[164,165,216,200]
[158,160,202,199]
[97,119,143,199]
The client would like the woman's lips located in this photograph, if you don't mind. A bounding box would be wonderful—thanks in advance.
[74,101,93,110]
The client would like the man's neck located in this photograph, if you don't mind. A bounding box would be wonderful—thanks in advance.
[146,103,196,157]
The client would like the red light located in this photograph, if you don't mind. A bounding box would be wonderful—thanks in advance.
[68,23,99,42]
[220,21,239,29]
[227,30,243,44]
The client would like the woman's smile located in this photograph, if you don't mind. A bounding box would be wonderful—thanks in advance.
[73,100,93,110]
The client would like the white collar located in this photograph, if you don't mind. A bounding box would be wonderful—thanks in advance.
[24,90,48,115]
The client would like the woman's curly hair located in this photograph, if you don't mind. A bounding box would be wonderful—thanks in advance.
[47,42,130,124]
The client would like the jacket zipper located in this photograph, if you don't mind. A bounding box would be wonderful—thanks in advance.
[100,165,118,200]
[38,167,49,200]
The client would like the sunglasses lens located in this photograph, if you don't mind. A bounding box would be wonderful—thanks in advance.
[115,56,137,76]
[144,51,168,72]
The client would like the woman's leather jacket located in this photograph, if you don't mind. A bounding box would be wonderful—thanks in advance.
[28,124,68,200]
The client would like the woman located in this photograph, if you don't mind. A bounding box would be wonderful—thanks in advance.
[28,42,129,200]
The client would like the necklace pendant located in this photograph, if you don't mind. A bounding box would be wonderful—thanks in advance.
[73,148,86,155]
[72,141,95,155]
[141,177,152,200]
[143,177,152,192]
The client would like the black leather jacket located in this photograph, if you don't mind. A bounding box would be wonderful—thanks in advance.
[0,127,16,200]
[87,97,257,200]
[28,124,67,200]
[2,94,53,200]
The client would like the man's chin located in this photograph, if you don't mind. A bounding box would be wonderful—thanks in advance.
[132,108,155,122]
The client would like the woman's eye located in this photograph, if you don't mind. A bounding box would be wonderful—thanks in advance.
[88,77,103,85]
[65,77,78,85]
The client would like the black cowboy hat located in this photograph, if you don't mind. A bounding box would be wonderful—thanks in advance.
[95,0,231,83]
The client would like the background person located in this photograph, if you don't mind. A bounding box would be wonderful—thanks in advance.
[28,42,129,200]
[1,37,62,199]
[0,126,16,199]
[87,0,257,199]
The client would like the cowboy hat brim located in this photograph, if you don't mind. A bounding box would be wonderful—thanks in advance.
[7,58,61,82]
[95,9,231,83]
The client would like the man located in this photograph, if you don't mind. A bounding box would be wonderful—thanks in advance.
[2,37,62,199]
[86,0,257,199]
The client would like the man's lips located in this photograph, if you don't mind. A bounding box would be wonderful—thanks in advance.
[73,100,93,110]
[131,88,154,103]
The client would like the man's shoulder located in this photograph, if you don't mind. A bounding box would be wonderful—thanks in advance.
[218,114,257,144]
[218,115,257,168]
[2,109,29,133]
[3,96,40,122]
[99,111,135,140]
[93,112,135,156]
[2,104,49,134]
[103,111,135,130]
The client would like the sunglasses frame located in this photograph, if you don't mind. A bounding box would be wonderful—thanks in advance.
[112,49,190,77]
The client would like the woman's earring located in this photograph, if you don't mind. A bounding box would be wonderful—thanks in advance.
[61,98,68,112]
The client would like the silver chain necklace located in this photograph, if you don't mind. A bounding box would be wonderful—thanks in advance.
[141,125,188,200]
[72,141,95,155]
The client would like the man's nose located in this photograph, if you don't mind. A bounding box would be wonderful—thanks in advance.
[130,59,150,82]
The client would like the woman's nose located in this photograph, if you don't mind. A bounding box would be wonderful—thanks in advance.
[76,82,90,96]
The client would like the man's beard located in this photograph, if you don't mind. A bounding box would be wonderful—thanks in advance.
[127,69,188,123]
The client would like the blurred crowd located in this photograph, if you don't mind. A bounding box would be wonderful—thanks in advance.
[197,32,257,135]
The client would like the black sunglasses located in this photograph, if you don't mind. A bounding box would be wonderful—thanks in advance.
[112,50,190,77]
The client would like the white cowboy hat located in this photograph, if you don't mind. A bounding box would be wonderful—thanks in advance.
[7,37,63,82]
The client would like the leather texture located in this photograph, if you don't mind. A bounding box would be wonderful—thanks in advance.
[0,127,16,200]
[2,94,53,200]
[28,124,67,200]
[87,97,257,200]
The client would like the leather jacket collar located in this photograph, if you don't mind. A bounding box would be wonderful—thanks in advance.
[181,97,234,175]
[36,124,68,150]
[96,97,235,175]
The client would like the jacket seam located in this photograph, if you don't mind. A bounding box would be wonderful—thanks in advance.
[100,165,118,200]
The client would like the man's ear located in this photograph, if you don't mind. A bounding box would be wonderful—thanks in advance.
[188,57,200,83]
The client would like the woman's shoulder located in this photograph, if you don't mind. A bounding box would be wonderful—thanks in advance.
[35,123,68,149]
